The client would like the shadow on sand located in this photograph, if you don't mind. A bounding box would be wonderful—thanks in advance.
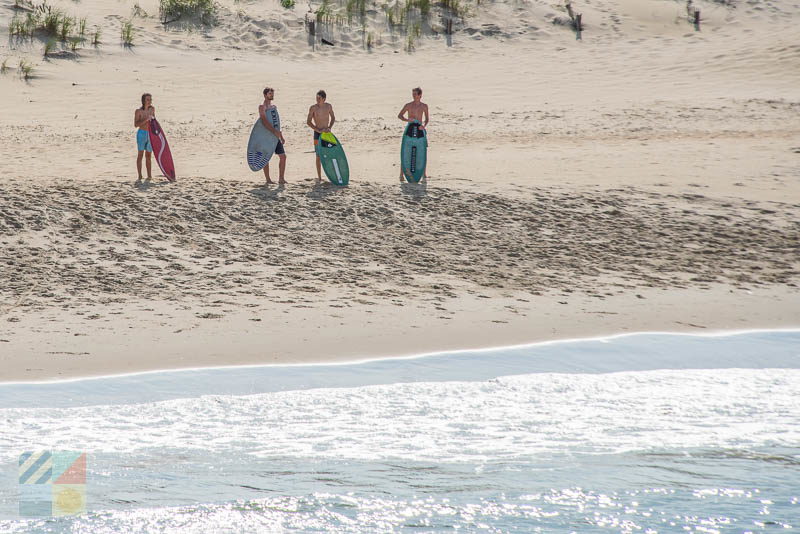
[306,181,347,200]
[133,178,173,191]
[400,180,428,199]
[248,183,286,200]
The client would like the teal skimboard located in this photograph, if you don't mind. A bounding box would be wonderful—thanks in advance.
[401,120,427,183]
[319,132,349,186]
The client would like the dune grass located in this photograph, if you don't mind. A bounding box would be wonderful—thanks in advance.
[18,58,34,80]
[407,0,430,16]
[43,38,56,57]
[316,0,333,23]
[132,3,149,18]
[304,0,477,52]
[440,0,470,20]
[121,20,135,46]
[58,15,73,41]
[8,0,91,49]
[345,0,366,23]
[159,0,218,25]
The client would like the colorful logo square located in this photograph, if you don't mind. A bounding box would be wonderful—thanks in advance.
[18,451,87,517]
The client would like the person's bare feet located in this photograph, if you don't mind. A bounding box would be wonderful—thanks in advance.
[265,178,275,185]
[278,179,287,185]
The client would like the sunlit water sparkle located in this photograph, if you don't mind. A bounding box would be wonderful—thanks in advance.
[1,330,798,533]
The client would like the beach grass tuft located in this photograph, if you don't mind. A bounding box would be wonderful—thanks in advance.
[443,0,470,19]
[302,0,479,52]
[18,58,34,79]
[345,0,366,23]
[159,0,217,25]
[43,9,61,36]
[59,15,73,41]
[9,17,22,37]
[316,0,333,23]
[281,0,295,8]
[9,1,92,44]
[43,38,56,57]
[24,12,38,36]
[406,0,430,16]
[0,58,9,74]
[132,3,149,18]
[121,20,135,46]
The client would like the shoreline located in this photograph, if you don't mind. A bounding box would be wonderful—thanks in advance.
[3,326,800,386]
[2,284,798,382]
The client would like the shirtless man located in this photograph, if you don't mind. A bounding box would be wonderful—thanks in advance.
[306,89,336,184]
[259,87,287,185]
[134,93,155,182]
[397,87,429,182]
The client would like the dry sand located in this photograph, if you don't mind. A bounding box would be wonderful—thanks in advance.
[1,0,798,380]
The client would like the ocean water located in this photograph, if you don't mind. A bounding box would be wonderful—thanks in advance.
[0,330,798,533]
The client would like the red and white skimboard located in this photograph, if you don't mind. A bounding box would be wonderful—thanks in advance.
[148,118,176,182]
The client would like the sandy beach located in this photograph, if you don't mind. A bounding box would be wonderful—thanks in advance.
[1,0,798,380]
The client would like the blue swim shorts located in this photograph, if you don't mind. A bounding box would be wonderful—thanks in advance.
[137,129,152,152]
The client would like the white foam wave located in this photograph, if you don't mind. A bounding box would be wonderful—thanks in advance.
[2,369,799,464]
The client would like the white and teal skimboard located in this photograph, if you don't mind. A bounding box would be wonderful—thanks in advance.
[246,106,280,171]
[401,120,427,183]
[319,132,349,186]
